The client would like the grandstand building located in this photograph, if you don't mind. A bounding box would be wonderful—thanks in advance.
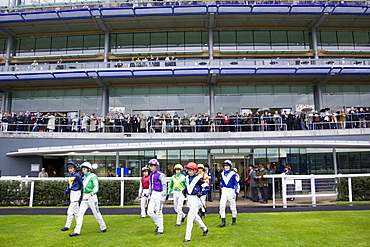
[0,1,370,180]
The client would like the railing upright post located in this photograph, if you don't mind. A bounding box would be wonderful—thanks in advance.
[311,174,316,207]
[282,175,287,208]
[29,180,34,208]
[272,177,276,208]
[348,177,352,203]
[120,179,125,206]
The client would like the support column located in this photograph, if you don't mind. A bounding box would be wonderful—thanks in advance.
[104,30,110,63]
[313,83,322,111]
[1,89,7,111]
[208,13,214,61]
[311,28,319,60]
[7,91,12,112]
[5,35,12,67]
[101,85,109,117]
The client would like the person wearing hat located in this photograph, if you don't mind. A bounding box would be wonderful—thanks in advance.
[138,167,150,218]
[168,164,187,226]
[61,161,83,232]
[204,164,214,202]
[147,158,167,235]
[69,161,107,237]
[197,163,209,219]
[182,162,209,242]
[219,159,240,227]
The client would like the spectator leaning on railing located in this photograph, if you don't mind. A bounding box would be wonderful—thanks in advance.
[1,108,369,134]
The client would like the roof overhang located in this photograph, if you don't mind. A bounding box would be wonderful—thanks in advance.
[6,139,370,156]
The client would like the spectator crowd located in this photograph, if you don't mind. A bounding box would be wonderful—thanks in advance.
[0,107,369,133]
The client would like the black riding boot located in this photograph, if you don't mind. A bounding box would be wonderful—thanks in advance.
[232,217,236,225]
[219,218,226,227]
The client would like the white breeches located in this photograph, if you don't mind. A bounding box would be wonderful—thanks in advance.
[74,194,106,234]
[147,191,164,232]
[219,187,237,218]
[172,191,186,224]
[140,189,149,217]
[185,195,207,241]
[65,190,81,228]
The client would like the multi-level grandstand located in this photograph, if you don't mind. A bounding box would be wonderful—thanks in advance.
[0,0,369,180]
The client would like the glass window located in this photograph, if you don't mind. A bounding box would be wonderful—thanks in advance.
[353,31,370,50]
[318,31,338,49]
[337,31,354,49]
[51,36,67,54]
[67,35,84,53]
[133,33,150,51]
[0,39,6,56]
[236,30,254,49]
[271,31,288,49]
[219,31,237,50]
[35,36,52,55]
[185,31,202,50]
[113,33,134,52]
[151,32,168,51]
[168,31,184,51]
[83,34,103,53]
[287,31,308,49]
[16,37,36,55]
[254,31,271,49]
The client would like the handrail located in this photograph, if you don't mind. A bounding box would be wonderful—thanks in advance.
[1,173,369,207]
[3,58,370,73]
[1,0,370,14]
[264,173,370,208]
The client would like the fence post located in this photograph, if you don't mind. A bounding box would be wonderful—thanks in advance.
[272,177,276,208]
[29,180,34,208]
[348,177,352,203]
[282,175,287,208]
[310,174,316,207]
[120,179,125,206]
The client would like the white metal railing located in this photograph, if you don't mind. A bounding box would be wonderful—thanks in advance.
[3,58,370,73]
[1,0,370,12]
[265,173,370,208]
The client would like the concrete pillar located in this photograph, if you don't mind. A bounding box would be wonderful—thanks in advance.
[104,31,110,63]
[311,28,319,60]
[1,89,7,111]
[313,83,323,111]
[101,86,109,117]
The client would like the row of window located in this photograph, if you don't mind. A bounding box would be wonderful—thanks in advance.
[5,84,370,117]
[0,30,369,56]
[64,149,370,177]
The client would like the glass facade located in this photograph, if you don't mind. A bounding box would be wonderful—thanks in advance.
[9,84,370,115]
[214,85,314,113]
[15,34,105,56]
[318,30,370,50]
[64,148,370,177]
[111,31,208,52]
[322,85,370,110]
[214,30,310,50]
[11,88,102,114]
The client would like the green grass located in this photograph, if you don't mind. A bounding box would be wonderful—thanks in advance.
[0,211,369,247]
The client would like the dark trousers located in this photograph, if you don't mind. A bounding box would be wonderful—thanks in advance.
[206,186,213,202]
[260,186,269,202]
[251,187,259,202]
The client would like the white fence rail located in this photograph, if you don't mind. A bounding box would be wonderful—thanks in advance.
[1,174,370,208]
[265,173,370,208]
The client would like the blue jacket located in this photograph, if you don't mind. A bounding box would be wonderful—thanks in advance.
[64,172,83,194]
[219,170,240,194]
[184,174,210,196]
